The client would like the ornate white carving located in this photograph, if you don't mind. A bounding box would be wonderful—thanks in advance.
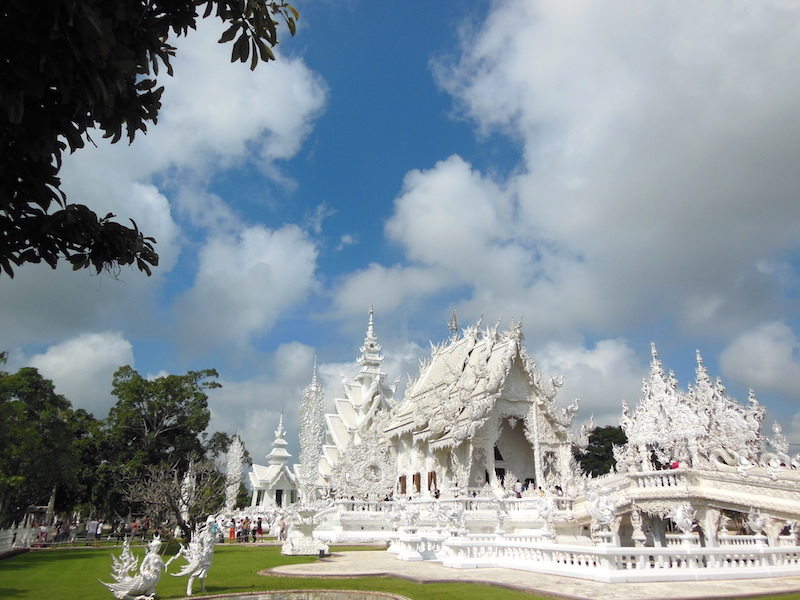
[618,344,767,473]
[103,535,166,600]
[331,415,396,499]
[298,360,325,505]
[167,517,215,597]
[587,487,616,526]
[670,502,696,534]
[224,435,244,514]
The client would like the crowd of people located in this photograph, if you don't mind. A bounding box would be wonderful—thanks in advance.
[223,515,286,543]
[26,513,290,547]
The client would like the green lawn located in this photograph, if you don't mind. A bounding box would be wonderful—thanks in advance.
[2,543,800,600]
[0,543,539,600]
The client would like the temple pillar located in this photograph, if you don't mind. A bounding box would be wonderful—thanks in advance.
[763,516,782,547]
[484,440,498,487]
[697,507,720,547]
[630,507,647,547]
[650,516,667,547]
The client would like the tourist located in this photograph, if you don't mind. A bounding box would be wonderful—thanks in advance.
[96,519,104,545]
[250,518,258,542]
[68,521,78,546]
[86,517,97,544]
[140,517,150,540]
[257,517,263,541]
[229,518,235,543]
[210,518,218,543]
[279,517,287,541]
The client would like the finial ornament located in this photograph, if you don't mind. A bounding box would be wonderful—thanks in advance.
[311,356,319,388]
[358,305,383,371]
[275,409,285,440]
[448,307,459,339]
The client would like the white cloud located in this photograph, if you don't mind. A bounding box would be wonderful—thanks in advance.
[208,342,318,462]
[2,14,327,363]
[720,322,800,398]
[535,338,645,428]
[28,332,135,418]
[175,225,318,352]
[338,1,800,348]
[333,263,453,318]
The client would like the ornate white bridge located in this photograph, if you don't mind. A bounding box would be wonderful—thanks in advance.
[313,465,800,582]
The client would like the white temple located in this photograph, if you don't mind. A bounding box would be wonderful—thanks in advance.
[248,307,800,582]
[249,412,296,509]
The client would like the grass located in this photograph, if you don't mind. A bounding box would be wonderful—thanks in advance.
[3,543,800,600]
[0,543,540,600]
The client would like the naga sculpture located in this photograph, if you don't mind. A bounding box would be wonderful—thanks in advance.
[102,535,166,600]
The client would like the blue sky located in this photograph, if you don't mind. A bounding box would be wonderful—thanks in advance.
[3,0,800,462]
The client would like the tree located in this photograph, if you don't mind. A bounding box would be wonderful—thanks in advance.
[107,366,221,470]
[574,425,628,477]
[0,367,79,526]
[0,0,298,278]
[60,408,107,517]
[127,458,224,541]
[102,366,222,516]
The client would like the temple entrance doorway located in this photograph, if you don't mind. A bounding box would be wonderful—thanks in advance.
[495,416,536,486]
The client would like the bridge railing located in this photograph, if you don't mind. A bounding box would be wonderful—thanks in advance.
[440,537,800,582]
[629,469,689,489]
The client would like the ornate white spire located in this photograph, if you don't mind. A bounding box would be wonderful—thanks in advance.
[357,304,383,373]
[299,359,325,502]
[448,306,459,340]
[311,356,319,388]
[275,409,286,441]
[224,435,245,513]
[267,409,291,465]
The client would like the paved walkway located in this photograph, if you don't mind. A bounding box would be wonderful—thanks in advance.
[268,550,800,600]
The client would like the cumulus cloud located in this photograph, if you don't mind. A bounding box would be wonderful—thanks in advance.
[720,322,800,398]
[333,263,454,317]
[27,332,135,418]
[175,225,318,353]
[335,0,800,351]
[535,338,646,428]
[208,342,318,461]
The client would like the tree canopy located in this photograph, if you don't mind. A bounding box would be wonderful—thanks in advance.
[0,0,298,278]
[0,367,80,525]
[0,361,228,525]
[107,366,221,471]
[574,425,628,477]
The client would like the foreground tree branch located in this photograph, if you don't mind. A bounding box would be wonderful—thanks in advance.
[0,0,298,278]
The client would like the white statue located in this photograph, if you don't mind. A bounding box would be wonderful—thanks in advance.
[102,535,166,600]
[747,508,767,535]
[587,487,616,526]
[109,537,137,583]
[671,502,696,534]
[167,517,215,596]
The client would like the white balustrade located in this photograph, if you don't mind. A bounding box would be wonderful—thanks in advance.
[631,470,687,489]
[438,536,800,582]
